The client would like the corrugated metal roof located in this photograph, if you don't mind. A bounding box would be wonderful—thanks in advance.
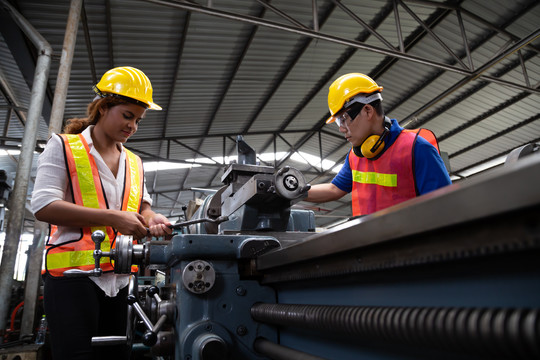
[1,0,539,229]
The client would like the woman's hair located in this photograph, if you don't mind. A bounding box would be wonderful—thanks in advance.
[63,96,130,134]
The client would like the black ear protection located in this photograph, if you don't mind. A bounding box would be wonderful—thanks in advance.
[353,117,391,158]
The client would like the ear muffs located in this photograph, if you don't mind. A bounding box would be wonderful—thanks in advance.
[360,134,386,158]
[352,117,391,158]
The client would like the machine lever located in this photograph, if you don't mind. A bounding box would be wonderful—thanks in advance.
[63,230,107,277]
[92,336,127,346]
[126,294,163,346]
[168,215,229,230]
[63,268,102,277]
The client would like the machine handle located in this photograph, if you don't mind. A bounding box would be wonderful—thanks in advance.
[168,215,229,230]
[92,336,127,346]
[63,268,103,277]
[63,230,107,277]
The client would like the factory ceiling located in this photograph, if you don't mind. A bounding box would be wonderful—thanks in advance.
[0,0,539,230]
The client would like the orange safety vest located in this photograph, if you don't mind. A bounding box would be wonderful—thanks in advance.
[349,129,433,216]
[44,133,144,277]
[403,128,440,154]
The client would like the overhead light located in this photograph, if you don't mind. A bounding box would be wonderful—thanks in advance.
[0,149,21,156]
[290,151,336,171]
[143,161,201,172]
[455,155,507,178]
[182,151,342,173]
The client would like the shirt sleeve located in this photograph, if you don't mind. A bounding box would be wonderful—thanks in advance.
[331,152,353,193]
[142,176,152,206]
[31,135,69,214]
[413,137,452,195]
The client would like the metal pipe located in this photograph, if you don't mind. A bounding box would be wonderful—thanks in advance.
[393,0,404,52]
[0,0,52,331]
[254,0,309,30]
[253,337,328,360]
[49,0,82,135]
[456,9,473,71]
[332,0,394,50]
[398,0,467,68]
[312,0,319,32]
[20,6,82,335]
[19,221,48,338]
[80,3,97,84]
[0,66,28,126]
[251,303,540,359]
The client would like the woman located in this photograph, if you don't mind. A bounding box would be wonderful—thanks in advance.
[31,66,172,359]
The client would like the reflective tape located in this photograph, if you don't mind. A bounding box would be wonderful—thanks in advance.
[351,170,397,187]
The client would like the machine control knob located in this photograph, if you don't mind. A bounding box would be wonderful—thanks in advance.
[283,174,298,191]
[273,167,307,200]
[182,260,216,294]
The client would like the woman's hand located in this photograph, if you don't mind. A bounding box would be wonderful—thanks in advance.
[111,211,149,240]
[146,212,173,238]
[140,202,173,238]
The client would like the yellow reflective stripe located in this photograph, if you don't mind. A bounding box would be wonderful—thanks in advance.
[47,238,111,270]
[66,135,100,209]
[124,149,141,212]
[351,170,397,187]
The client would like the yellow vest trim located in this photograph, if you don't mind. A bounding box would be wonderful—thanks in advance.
[125,148,142,213]
[66,135,101,209]
[47,241,112,270]
[351,170,397,187]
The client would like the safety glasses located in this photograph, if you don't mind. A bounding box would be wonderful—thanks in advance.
[334,103,365,128]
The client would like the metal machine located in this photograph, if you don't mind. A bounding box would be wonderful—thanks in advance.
[76,138,540,359]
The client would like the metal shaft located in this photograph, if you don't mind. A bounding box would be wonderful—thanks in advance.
[254,338,328,360]
[251,303,540,359]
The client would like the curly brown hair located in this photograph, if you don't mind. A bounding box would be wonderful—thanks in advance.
[63,96,131,134]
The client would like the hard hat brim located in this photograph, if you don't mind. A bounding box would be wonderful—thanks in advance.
[147,102,162,111]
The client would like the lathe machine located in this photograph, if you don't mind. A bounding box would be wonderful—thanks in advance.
[80,138,540,360]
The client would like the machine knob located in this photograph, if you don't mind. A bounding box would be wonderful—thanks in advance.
[273,167,307,200]
[182,260,216,294]
[142,330,157,346]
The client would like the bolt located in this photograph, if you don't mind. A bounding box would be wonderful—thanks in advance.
[236,325,248,336]
[277,166,290,176]
[236,286,246,296]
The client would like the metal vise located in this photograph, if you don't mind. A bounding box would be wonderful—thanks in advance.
[192,136,312,234]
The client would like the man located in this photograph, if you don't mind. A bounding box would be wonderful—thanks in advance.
[305,73,451,216]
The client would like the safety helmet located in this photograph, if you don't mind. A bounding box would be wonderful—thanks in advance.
[326,73,383,124]
[94,66,161,110]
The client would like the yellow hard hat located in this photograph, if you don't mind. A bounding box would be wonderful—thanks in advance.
[94,66,161,110]
[326,73,383,124]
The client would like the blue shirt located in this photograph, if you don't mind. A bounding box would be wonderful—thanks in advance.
[332,118,451,195]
